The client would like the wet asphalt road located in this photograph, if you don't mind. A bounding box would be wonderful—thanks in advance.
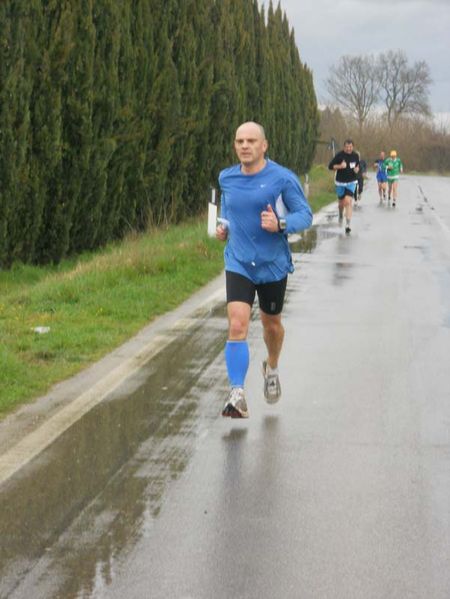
[2,175,450,599]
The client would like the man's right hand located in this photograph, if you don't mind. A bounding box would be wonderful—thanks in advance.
[216,225,228,241]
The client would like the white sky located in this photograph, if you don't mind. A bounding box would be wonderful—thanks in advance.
[272,0,450,116]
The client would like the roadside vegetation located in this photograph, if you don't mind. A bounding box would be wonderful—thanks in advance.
[0,221,223,415]
[307,165,336,212]
[0,1,318,268]
[316,50,450,173]
[0,170,334,417]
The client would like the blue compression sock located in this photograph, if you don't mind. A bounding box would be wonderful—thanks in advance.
[224,340,250,387]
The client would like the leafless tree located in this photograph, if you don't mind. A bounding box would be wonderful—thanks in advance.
[326,55,380,133]
[377,50,432,128]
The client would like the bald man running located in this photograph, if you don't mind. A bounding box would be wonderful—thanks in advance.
[216,121,312,418]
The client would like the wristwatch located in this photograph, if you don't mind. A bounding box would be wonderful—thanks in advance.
[278,218,287,232]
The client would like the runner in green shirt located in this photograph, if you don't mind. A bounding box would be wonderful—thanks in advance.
[383,150,403,207]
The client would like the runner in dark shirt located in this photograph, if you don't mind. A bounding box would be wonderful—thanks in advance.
[354,154,367,207]
[328,139,360,234]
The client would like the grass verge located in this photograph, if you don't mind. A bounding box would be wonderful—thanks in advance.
[0,222,224,415]
[0,166,335,417]
[306,164,336,213]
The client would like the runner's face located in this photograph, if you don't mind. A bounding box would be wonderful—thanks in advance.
[344,143,353,154]
[234,125,268,168]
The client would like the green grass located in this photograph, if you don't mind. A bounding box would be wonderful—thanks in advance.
[305,165,336,212]
[0,167,335,417]
[0,222,224,414]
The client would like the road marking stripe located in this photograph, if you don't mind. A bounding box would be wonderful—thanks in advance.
[418,185,450,240]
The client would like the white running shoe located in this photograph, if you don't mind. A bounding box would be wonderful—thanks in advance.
[222,387,249,418]
[262,361,282,404]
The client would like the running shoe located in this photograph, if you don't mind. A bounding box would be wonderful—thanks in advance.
[392,201,396,207]
[222,387,248,418]
[345,226,351,235]
[262,360,281,404]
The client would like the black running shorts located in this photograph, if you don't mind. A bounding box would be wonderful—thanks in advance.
[225,271,288,315]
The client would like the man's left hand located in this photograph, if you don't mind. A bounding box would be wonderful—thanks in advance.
[261,204,279,233]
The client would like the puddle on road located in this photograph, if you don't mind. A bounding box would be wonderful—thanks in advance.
[1,216,345,598]
[289,221,355,288]
[289,222,340,254]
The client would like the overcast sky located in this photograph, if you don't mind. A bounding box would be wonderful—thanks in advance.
[272,0,450,118]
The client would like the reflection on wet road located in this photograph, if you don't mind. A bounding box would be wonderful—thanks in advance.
[2,175,450,599]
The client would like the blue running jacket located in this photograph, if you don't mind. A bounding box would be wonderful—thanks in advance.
[219,159,313,284]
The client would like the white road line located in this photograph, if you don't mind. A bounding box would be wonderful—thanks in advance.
[418,185,450,240]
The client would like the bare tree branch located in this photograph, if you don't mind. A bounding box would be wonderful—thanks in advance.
[326,55,379,133]
[377,50,432,128]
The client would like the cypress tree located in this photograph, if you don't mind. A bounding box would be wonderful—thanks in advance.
[0,0,318,267]
[143,0,180,226]
[233,0,259,123]
[259,2,277,144]
[190,0,215,205]
[266,2,289,165]
[101,0,158,239]
[32,1,85,263]
[208,0,240,175]
[96,0,134,245]
[66,0,116,254]
[169,0,216,219]
[168,0,199,219]
[0,1,41,265]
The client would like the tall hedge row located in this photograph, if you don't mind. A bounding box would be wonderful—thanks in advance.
[0,0,318,266]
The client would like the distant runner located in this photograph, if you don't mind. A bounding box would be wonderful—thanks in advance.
[354,154,367,207]
[328,139,360,234]
[374,151,388,202]
[384,150,403,207]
